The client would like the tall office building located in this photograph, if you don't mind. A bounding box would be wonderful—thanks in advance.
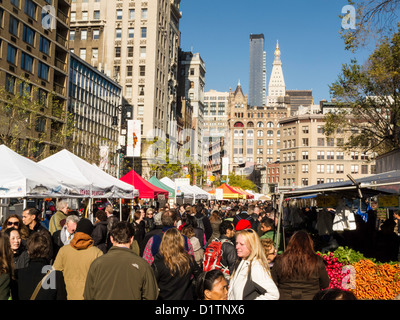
[248,34,266,107]
[0,0,70,159]
[69,0,182,176]
[267,41,286,106]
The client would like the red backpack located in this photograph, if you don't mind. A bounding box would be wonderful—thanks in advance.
[203,239,230,276]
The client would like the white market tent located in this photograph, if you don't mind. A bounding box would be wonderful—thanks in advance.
[191,185,214,200]
[39,149,138,199]
[0,145,85,198]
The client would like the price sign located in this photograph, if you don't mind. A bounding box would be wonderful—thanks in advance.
[317,195,338,208]
[378,195,399,208]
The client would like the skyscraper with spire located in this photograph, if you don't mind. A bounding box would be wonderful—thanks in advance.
[267,40,286,105]
[248,34,267,107]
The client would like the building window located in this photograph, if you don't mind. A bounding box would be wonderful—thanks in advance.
[257,121,264,128]
[5,73,15,93]
[70,12,76,22]
[302,164,308,173]
[336,164,344,174]
[22,24,35,46]
[302,126,309,134]
[93,29,100,40]
[326,151,334,160]
[7,44,17,65]
[79,48,86,59]
[116,28,122,39]
[69,30,75,41]
[317,151,324,160]
[317,178,324,184]
[38,62,49,81]
[125,85,132,97]
[9,16,19,36]
[351,151,359,160]
[267,121,274,128]
[302,138,309,146]
[351,165,359,174]
[361,165,368,174]
[127,46,133,57]
[94,10,100,20]
[126,65,133,77]
[336,151,344,160]
[302,151,308,159]
[128,28,134,38]
[141,8,148,19]
[317,125,325,134]
[116,9,123,20]
[302,178,309,186]
[129,9,135,20]
[24,0,37,19]
[140,46,146,58]
[317,164,324,173]
[92,48,98,59]
[20,52,33,73]
[81,30,87,40]
[141,27,147,38]
[115,47,121,58]
[326,164,334,174]
[138,85,144,95]
[82,11,88,21]
[317,138,325,146]
[11,0,19,8]
[257,130,263,137]
[327,138,335,147]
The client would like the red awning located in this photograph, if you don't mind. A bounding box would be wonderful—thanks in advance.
[120,170,169,200]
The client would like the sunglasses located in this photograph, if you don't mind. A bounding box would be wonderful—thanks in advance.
[7,221,19,227]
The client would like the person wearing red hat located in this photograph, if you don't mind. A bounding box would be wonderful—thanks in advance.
[235,219,252,231]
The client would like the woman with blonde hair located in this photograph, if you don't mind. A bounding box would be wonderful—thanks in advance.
[228,229,279,300]
[152,227,201,300]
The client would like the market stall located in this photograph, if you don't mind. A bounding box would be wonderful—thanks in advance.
[120,170,168,201]
[274,171,400,300]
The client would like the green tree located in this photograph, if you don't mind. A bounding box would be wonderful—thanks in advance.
[226,173,257,192]
[325,27,400,155]
[340,0,400,52]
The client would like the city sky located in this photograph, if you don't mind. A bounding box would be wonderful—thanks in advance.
[179,0,375,104]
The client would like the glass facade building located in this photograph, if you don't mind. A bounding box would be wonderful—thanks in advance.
[68,52,122,176]
[249,34,266,107]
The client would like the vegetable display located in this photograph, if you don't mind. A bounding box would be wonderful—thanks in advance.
[318,246,400,300]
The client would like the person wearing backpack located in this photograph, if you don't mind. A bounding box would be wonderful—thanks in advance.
[194,205,212,242]
[203,220,237,279]
[233,206,257,231]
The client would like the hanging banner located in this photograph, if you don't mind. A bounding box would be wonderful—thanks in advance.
[222,157,229,176]
[98,145,109,171]
[127,120,141,157]
[316,195,339,208]
[378,195,399,208]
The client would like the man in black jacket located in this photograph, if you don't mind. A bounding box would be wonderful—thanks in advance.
[232,206,258,231]
[219,220,237,278]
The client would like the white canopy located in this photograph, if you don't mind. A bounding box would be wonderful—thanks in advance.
[190,185,212,200]
[159,177,193,199]
[0,145,84,198]
[160,177,210,200]
[39,149,138,199]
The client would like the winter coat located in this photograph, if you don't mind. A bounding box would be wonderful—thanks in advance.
[14,258,67,300]
[53,232,103,300]
[152,252,201,300]
[49,210,67,235]
[84,246,158,300]
[0,273,10,300]
[228,259,279,300]
[271,255,330,300]
[91,220,108,253]
[219,235,238,276]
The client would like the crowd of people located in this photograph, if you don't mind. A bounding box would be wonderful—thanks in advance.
[0,198,361,300]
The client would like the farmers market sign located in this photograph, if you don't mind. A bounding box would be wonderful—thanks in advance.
[378,195,399,208]
[317,195,339,208]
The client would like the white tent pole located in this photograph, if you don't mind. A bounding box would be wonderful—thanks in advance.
[119,198,122,221]
[275,192,284,253]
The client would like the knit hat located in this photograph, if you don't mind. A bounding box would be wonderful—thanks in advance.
[75,218,94,236]
[236,219,252,231]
